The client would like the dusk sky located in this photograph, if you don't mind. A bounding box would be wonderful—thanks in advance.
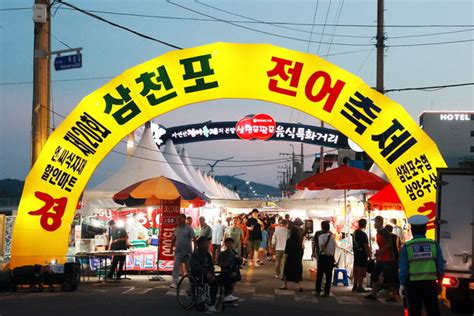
[1,0,473,188]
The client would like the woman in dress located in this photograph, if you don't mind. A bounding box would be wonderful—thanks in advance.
[280,226,304,292]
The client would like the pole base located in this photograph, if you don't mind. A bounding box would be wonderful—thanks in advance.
[149,275,166,281]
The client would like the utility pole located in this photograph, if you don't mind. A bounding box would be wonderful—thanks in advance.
[376,0,385,94]
[299,143,304,181]
[31,0,51,166]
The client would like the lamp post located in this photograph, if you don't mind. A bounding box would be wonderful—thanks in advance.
[206,156,234,176]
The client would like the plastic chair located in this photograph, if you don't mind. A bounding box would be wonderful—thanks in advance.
[332,268,349,286]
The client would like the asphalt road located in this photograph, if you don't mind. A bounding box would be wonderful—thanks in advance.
[0,261,457,316]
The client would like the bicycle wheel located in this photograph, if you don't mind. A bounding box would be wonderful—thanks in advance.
[177,275,196,310]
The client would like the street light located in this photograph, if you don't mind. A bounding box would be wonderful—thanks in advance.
[206,156,234,175]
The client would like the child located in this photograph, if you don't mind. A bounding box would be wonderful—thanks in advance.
[258,228,269,265]
[218,238,242,303]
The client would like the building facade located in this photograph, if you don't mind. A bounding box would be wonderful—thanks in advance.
[419,111,474,168]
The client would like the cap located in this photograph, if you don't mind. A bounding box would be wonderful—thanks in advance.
[408,215,429,226]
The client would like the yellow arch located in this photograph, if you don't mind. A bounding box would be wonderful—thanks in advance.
[11,43,445,267]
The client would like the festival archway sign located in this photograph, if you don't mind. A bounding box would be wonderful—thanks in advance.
[11,43,446,267]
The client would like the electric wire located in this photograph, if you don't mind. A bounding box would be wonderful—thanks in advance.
[195,0,370,39]
[57,1,182,50]
[2,6,474,29]
[166,0,373,47]
[384,82,474,93]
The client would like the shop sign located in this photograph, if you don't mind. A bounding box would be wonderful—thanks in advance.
[11,42,446,267]
[235,113,276,140]
[157,198,180,272]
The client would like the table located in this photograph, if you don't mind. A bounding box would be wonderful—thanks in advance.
[76,250,134,283]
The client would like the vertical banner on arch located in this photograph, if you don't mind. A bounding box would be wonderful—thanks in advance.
[158,198,180,272]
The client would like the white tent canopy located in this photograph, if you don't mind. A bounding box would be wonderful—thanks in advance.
[161,139,206,194]
[82,126,185,210]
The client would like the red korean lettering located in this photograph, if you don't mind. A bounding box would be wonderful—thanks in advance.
[267,57,303,97]
[305,71,346,113]
[28,191,67,232]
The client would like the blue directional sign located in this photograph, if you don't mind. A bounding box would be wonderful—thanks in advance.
[54,53,82,71]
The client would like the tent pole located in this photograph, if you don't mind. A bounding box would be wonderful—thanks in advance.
[344,189,347,269]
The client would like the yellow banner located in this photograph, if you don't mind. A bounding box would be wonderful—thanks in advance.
[11,42,445,267]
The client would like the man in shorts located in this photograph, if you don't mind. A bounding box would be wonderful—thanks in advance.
[246,209,263,266]
[352,219,371,292]
[170,214,195,288]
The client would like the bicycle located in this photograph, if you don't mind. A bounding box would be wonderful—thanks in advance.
[177,274,225,312]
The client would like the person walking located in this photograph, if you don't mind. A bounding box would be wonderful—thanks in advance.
[352,219,371,292]
[315,221,336,297]
[198,216,212,241]
[280,226,303,292]
[272,219,289,279]
[224,217,243,256]
[211,218,225,263]
[170,214,196,288]
[107,220,129,280]
[390,218,404,244]
[258,227,269,265]
[240,216,249,265]
[399,215,445,316]
[365,216,398,301]
[246,209,263,267]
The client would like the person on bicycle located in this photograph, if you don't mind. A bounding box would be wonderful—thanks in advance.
[218,238,242,303]
[190,236,219,312]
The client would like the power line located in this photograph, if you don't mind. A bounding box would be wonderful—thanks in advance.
[325,0,346,57]
[195,0,371,39]
[389,28,474,39]
[166,0,373,47]
[0,7,30,11]
[0,76,114,86]
[317,0,333,54]
[385,82,474,93]
[47,7,474,28]
[56,1,182,50]
[0,50,373,86]
[387,38,474,47]
[2,6,473,29]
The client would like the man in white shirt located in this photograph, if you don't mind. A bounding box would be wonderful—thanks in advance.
[315,221,336,297]
[271,219,289,279]
[211,218,225,263]
[390,218,404,244]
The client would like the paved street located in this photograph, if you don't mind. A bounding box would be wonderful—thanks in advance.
[0,261,456,316]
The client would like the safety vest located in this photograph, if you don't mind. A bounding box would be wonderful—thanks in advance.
[406,237,438,281]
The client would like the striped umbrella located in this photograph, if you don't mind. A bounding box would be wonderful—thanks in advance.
[113,176,210,208]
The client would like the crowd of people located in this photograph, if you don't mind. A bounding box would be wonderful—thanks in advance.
[167,210,444,316]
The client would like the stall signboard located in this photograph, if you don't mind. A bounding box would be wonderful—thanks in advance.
[11,43,446,267]
[126,248,157,271]
[157,198,180,272]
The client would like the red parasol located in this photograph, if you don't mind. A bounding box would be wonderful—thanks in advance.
[297,165,388,268]
[368,184,403,210]
[296,165,388,191]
